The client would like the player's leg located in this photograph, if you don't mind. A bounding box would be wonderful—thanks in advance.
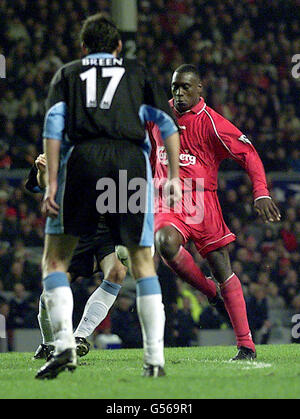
[194,190,255,359]
[36,233,79,379]
[74,252,126,346]
[127,245,166,377]
[34,271,74,360]
[155,224,217,300]
[155,225,183,260]
[206,246,256,359]
[72,223,127,354]
[33,291,55,359]
[113,142,165,377]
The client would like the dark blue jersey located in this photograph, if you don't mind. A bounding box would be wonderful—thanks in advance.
[43,53,178,152]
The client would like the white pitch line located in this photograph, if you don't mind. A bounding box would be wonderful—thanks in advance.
[223,360,272,369]
[173,359,273,369]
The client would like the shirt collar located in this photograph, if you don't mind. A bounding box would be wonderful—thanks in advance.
[169,97,206,117]
[85,52,115,59]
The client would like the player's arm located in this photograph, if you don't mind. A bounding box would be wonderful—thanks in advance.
[163,131,182,207]
[209,111,281,223]
[25,164,42,193]
[145,121,157,177]
[36,153,47,189]
[25,155,47,194]
[140,104,181,206]
[43,138,60,218]
[42,67,67,218]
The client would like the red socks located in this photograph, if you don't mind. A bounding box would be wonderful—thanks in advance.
[163,246,217,301]
[220,273,255,352]
[163,247,255,352]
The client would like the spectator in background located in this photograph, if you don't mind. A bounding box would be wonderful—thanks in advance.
[280,221,298,253]
[23,293,39,329]
[257,271,270,289]
[14,106,31,139]
[267,283,286,312]
[280,269,299,306]
[295,222,300,247]
[19,220,43,246]
[11,144,38,169]
[3,260,26,291]
[266,282,286,328]
[7,283,31,329]
[0,188,9,211]
[289,150,300,172]
[175,278,202,325]
[1,121,27,162]
[110,296,142,349]
[173,296,199,347]
[260,227,276,255]
[198,303,229,331]
[0,241,11,283]
[2,208,19,245]
[235,247,258,281]
[246,283,271,344]
[0,91,20,121]
[0,141,11,169]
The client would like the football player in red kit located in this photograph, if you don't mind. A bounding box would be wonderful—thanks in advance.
[150,64,281,360]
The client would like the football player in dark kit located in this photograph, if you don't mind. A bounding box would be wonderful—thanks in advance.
[36,14,181,379]
[26,156,127,361]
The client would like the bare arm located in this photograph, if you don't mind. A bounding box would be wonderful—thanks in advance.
[210,111,281,223]
[164,131,180,180]
[35,154,47,189]
[163,131,182,207]
[42,138,60,218]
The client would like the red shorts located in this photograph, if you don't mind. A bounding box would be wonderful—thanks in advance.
[155,190,236,258]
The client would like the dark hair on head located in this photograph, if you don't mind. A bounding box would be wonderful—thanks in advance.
[175,64,200,79]
[80,13,121,54]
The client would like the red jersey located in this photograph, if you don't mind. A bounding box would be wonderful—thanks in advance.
[148,97,270,201]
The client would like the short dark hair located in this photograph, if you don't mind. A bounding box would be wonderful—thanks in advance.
[174,64,200,79]
[80,13,121,54]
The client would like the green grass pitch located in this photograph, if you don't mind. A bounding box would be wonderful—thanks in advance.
[0,344,299,399]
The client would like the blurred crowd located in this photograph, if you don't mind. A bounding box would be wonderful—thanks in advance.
[0,0,299,171]
[0,0,300,349]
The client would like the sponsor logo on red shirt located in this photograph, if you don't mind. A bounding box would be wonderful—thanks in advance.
[158,146,196,166]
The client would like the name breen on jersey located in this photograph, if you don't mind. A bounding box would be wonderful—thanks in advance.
[82,57,124,66]
[158,146,196,166]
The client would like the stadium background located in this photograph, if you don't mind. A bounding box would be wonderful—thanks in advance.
[0,0,299,352]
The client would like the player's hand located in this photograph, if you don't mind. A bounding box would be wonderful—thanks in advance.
[42,183,59,218]
[254,197,281,223]
[164,177,182,207]
[35,154,47,173]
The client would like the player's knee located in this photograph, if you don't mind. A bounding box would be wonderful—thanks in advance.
[42,253,68,278]
[127,246,156,280]
[155,228,181,260]
[106,264,126,285]
[206,247,232,284]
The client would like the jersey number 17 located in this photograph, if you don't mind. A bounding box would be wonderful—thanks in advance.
[80,66,125,109]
